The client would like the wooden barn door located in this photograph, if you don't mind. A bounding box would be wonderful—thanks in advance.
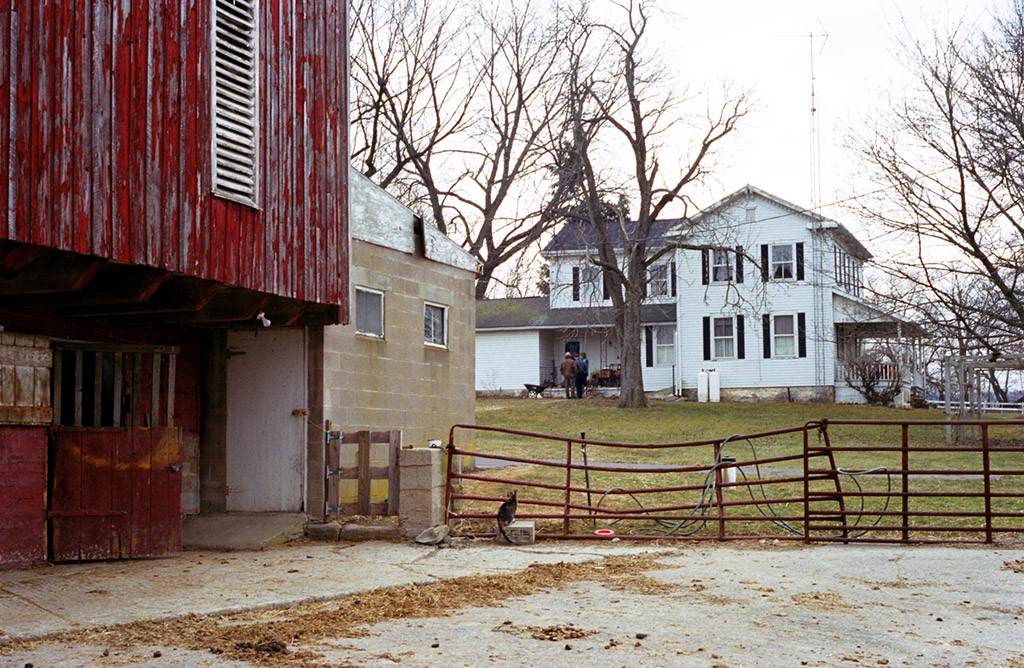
[48,344,182,561]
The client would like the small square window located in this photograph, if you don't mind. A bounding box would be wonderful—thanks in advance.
[712,250,733,283]
[771,244,795,280]
[424,302,448,347]
[355,287,384,338]
[648,264,669,297]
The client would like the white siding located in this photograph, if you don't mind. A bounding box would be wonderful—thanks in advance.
[640,324,677,391]
[476,331,542,391]
[546,253,676,312]
[675,195,836,393]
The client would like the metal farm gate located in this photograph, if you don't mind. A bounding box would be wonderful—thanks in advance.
[48,343,182,561]
[444,419,1024,544]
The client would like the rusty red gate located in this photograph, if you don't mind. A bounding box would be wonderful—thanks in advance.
[444,419,1024,544]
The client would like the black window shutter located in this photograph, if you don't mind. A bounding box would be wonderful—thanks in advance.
[702,317,711,361]
[645,326,654,367]
[572,267,580,301]
[798,312,807,357]
[736,315,745,359]
[602,274,609,300]
[760,244,769,281]
[762,314,772,359]
[701,249,709,285]
[796,243,805,281]
[735,246,744,284]
[670,261,677,297]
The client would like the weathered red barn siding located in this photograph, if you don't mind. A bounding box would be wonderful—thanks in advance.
[0,426,47,569]
[0,1,349,319]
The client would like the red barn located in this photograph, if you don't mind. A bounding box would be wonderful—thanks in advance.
[0,1,348,568]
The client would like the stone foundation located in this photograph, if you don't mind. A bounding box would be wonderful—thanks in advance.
[680,386,835,403]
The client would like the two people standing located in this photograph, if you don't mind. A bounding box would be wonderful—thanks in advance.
[559,351,589,399]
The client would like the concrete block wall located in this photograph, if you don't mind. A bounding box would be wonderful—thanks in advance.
[322,239,476,452]
[398,447,444,538]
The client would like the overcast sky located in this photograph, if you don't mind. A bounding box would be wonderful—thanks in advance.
[631,0,991,226]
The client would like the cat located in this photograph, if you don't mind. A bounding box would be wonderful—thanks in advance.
[496,490,518,544]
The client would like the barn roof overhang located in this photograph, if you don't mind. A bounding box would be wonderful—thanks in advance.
[0,240,339,332]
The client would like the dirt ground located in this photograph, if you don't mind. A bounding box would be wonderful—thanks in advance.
[2,542,1022,667]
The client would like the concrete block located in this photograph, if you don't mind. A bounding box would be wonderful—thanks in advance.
[339,523,401,541]
[400,447,441,468]
[399,448,446,539]
[495,520,535,545]
[305,521,343,542]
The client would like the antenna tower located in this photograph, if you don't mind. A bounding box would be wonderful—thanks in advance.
[807,29,830,400]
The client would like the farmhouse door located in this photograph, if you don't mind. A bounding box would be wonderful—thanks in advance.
[49,427,182,561]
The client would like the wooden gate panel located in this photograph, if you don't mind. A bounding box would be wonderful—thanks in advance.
[324,427,401,516]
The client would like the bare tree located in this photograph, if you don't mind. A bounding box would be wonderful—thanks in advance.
[349,0,576,298]
[857,1,1024,370]
[561,0,749,408]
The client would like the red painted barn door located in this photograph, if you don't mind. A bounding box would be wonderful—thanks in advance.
[48,344,183,562]
[49,427,182,561]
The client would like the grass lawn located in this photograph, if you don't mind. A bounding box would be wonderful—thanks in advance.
[449,398,1024,541]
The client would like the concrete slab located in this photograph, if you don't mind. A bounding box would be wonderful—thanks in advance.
[182,512,306,550]
[1,540,1021,668]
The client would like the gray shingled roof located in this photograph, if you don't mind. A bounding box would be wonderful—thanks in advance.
[477,297,675,330]
[542,218,684,255]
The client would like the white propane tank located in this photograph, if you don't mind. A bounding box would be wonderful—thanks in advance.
[708,369,721,403]
[697,370,709,402]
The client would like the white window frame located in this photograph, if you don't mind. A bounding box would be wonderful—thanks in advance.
[211,0,260,208]
[648,264,670,297]
[772,313,797,358]
[712,316,736,360]
[711,250,733,283]
[354,287,385,338]
[770,243,796,280]
[654,324,676,366]
[424,302,448,348]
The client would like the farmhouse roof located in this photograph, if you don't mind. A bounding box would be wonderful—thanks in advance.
[476,296,675,331]
[542,218,684,255]
[687,184,872,260]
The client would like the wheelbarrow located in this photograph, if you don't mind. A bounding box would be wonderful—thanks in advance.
[524,383,548,398]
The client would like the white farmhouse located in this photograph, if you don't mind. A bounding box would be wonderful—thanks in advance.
[475,185,924,404]
[674,185,924,403]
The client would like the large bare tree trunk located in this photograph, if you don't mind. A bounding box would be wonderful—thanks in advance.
[617,285,647,408]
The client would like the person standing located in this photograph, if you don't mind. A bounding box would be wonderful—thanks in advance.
[559,352,577,399]
[575,352,589,399]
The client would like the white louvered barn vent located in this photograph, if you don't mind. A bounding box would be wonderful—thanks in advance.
[212,0,259,207]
